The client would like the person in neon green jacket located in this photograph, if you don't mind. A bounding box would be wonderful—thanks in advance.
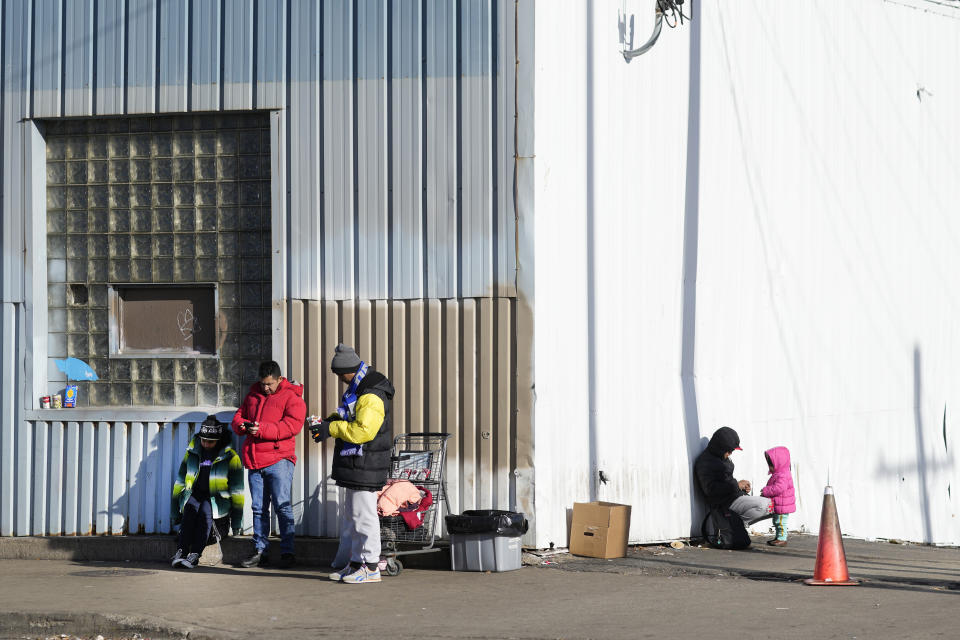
[171,415,245,569]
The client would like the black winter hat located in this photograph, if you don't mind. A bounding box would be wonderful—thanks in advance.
[198,414,224,441]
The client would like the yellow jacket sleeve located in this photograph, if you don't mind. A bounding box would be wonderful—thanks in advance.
[328,394,385,445]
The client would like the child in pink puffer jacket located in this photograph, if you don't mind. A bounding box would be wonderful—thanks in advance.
[760,446,795,546]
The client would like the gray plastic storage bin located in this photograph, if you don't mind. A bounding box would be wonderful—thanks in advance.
[450,533,522,572]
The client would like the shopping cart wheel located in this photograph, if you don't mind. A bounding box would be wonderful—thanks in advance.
[385,558,403,576]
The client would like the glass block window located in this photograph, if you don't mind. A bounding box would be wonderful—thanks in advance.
[45,114,273,408]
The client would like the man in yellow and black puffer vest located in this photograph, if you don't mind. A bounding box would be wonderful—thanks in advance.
[309,343,394,584]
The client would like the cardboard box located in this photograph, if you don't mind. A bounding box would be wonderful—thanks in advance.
[569,501,632,558]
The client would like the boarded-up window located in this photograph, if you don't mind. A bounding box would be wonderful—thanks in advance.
[110,285,217,356]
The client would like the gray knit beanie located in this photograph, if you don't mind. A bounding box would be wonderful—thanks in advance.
[331,343,362,374]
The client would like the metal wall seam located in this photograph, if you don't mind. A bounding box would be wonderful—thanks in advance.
[424,0,457,299]
[126,0,157,114]
[190,0,220,111]
[95,0,126,114]
[48,421,65,534]
[356,0,388,300]
[157,0,187,113]
[222,0,253,111]
[513,0,535,537]
[459,0,494,299]
[15,416,31,534]
[255,0,285,109]
[322,1,354,300]
[32,422,48,534]
[63,422,80,535]
[389,0,423,300]
[127,422,145,534]
[63,0,94,116]
[32,0,62,118]
[269,109,289,370]
[495,0,517,297]
[0,305,18,534]
[287,0,320,301]
[2,0,29,304]
[25,122,47,412]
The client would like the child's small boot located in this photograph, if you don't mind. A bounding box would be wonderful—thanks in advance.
[767,514,788,547]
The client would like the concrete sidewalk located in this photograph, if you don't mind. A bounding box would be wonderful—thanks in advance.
[0,534,957,639]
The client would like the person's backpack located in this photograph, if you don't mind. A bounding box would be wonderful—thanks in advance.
[701,506,751,550]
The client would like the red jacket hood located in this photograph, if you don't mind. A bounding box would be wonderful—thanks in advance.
[245,377,304,399]
[765,446,791,473]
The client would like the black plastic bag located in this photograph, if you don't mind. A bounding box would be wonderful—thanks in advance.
[445,510,529,537]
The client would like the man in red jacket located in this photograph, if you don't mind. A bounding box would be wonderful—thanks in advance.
[231,360,306,568]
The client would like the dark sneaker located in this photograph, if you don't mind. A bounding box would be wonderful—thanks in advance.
[180,552,200,569]
[767,539,788,547]
[240,551,265,568]
[278,553,296,569]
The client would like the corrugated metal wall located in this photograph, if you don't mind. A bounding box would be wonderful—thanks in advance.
[1,0,532,538]
[10,0,517,300]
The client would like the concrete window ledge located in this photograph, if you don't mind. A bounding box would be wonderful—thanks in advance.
[24,406,237,423]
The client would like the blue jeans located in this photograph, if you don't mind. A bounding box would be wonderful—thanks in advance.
[248,459,296,554]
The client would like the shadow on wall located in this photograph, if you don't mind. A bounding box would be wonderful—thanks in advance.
[680,0,704,536]
[873,346,954,544]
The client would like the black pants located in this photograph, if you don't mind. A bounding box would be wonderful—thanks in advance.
[177,496,213,554]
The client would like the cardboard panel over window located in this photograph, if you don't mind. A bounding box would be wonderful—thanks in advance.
[117,286,216,354]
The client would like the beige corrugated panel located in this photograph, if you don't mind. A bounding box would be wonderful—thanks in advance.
[288,298,528,538]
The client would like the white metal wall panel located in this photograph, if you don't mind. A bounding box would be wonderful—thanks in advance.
[126,0,157,113]
[223,0,253,111]
[32,0,62,118]
[389,0,423,300]
[356,0,388,299]
[533,0,960,547]
[190,0,220,111]
[95,0,125,114]
[255,0,286,110]
[157,0,188,112]
[322,1,355,300]
[424,0,457,299]
[459,0,493,299]
[288,0,321,301]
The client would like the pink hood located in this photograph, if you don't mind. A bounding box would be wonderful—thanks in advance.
[765,446,791,474]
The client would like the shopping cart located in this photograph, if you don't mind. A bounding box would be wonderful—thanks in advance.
[378,432,452,576]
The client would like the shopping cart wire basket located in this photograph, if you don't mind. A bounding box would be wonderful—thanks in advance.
[379,432,452,576]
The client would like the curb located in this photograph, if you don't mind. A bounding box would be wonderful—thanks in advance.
[0,536,451,570]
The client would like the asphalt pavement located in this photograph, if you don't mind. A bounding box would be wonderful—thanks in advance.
[0,534,957,640]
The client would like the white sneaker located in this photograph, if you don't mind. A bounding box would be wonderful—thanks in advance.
[180,552,200,569]
[171,548,185,567]
[328,566,347,581]
[341,565,381,584]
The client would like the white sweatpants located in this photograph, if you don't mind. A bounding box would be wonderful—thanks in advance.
[332,488,381,566]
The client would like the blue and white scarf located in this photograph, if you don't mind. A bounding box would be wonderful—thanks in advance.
[336,361,368,457]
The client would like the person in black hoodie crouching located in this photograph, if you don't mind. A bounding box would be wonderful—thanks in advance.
[694,426,773,524]
[308,343,395,584]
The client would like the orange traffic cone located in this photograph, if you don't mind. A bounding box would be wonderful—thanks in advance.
[804,486,858,586]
